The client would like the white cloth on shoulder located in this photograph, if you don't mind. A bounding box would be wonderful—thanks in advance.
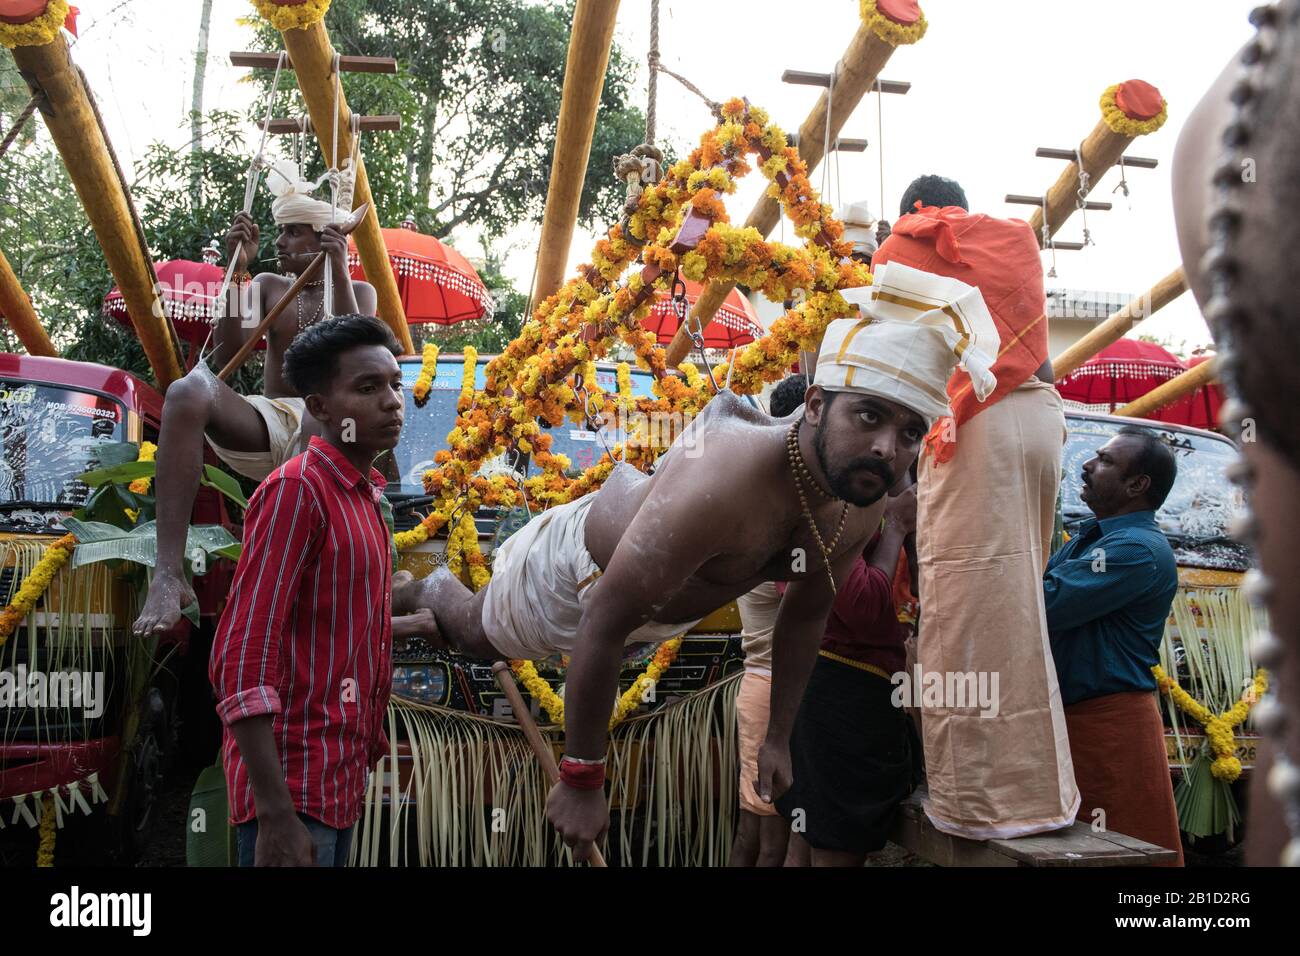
[819,261,1001,427]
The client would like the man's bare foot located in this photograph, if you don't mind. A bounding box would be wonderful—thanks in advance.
[133,570,197,636]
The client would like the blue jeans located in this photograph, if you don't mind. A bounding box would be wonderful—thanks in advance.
[237,813,355,867]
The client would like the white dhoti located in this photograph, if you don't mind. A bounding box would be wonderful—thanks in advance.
[479,493,703,660]
[205,395,307,481]
[917,378,1080,839]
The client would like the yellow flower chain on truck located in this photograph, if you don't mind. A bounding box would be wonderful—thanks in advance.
[412,343,439,408]
[511,636,684,731]
[0,533,76,649]
[1153,664,1269,782]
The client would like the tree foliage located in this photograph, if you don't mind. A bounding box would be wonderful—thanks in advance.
[3,0,657,374]
[247,0,650,238]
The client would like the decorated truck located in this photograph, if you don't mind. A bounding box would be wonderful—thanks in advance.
[0,353,240,864]
[313,355,1260,866]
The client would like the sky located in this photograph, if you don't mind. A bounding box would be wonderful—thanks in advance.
[62,0,1265,354]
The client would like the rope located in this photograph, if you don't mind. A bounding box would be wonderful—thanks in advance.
[204,50,287,362]
[654,61,722,118]
[77,66,184,363]
[645,0,659,145]
[876,86,886,222]
[0,92,42,163]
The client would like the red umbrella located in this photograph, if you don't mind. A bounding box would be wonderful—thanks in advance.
[1055,338,1184,415]
[103,248,256,349]
[1160,353,1224,431]
[347,217,493,326]
[642,277,762,350]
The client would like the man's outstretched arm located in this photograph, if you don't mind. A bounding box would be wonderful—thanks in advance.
[547,475,725,860]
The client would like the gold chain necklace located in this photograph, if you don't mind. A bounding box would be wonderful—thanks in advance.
[295,278,326,332]
[785,421,848,594]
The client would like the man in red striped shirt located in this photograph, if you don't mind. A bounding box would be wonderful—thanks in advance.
[209,314,404,867]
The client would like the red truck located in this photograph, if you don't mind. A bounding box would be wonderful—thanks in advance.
[0,353,235,863]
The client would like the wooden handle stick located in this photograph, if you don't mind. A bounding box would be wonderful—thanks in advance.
[491,661,608,868]
[215,202,370,382]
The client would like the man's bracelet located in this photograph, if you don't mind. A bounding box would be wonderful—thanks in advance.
[558,756,606,791]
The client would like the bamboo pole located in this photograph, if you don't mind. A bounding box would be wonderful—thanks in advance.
[664,21,901,367]
[276,21,414,354]
[1052,267,1188,380]
[530,0,621,309]
[1114,357,1217,419]
[0,245,57,356]
[1026,117,1136,244]
[11,36,184,386]
[491,662,608,868]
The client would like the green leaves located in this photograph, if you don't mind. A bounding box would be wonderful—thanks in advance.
[63,517,240,574]
[199,465,248,510]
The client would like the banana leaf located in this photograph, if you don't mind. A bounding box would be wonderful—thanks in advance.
[63,518,241,572]
[87,440,144,470]
[200,465,248,510]
[78,461,156,486]
[76,461,247,512]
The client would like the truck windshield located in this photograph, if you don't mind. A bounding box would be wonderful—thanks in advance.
[381,356,658,498]
[1060,416,1249,571]
[0,380,126,509]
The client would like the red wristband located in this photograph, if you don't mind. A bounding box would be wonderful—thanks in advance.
[558,757,606,791]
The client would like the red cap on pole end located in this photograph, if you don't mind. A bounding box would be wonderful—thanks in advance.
[1115,80,1165,120]
[876,0,922,25]
[0,0,52,25]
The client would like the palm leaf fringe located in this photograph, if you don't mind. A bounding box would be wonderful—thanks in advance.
[352,671,743,866]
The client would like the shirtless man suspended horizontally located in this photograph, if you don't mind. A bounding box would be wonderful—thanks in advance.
[133,160,377,635]
[395,260,1002,861]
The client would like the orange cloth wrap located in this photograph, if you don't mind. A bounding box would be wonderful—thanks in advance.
[872,205,1049,464]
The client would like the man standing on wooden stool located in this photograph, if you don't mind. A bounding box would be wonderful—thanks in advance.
[133,159,377,636]
[1043,427,1183,866]
[873,174,1080,839]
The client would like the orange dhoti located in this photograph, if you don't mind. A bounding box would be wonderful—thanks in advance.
[1065,691,1184,866]
[917,378,1080,838]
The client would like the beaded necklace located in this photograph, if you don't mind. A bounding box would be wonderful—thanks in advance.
[785,421,849,594]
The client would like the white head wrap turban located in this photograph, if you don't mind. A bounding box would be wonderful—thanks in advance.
[838,200,879,258]
[814,261,1001,427]
[265,157,357,230]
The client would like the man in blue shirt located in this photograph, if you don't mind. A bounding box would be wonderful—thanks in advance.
[1043,425,1183,865]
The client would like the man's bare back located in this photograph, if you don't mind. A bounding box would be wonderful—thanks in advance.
[582,391,885,627]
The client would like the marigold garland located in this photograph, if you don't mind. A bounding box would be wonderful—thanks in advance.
[128,440,158,495]
[510,636,685,731]
[859,0,928,46]
[1153,664,1268,782]
[1100,83,1169,137]
[0,0,69,49]
[0,533,76,649]
[397,98,873,738]
[248,0,331,32]
[413,343,439,407]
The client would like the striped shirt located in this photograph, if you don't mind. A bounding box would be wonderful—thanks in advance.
[210,436,393,829]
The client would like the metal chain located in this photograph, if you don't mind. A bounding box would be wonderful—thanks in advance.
[1075,145,1094,247]
[674,270,720,392]
[1042,192,1058,278]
